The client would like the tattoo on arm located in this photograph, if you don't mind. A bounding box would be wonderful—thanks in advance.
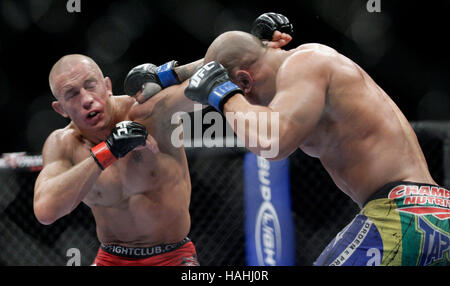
[173,59,204,82]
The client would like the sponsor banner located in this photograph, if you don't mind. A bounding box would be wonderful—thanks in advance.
[0,152,42,171]
[243,153,295,266]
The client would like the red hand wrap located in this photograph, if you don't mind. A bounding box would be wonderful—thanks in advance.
[90,142,117,170]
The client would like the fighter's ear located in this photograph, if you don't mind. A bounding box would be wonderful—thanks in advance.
[104,76,112,96]
[235,70,253,94]
[52,101,69,118]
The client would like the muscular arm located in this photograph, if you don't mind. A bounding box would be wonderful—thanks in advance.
[173,59,204,82]
[131,80,201,120]
[223,51,329,160]
[33,131,101,225]
[132,59,205,116]
[131,58,208,120]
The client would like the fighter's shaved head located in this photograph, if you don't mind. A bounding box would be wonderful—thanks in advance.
[49,54,103,98]
[205,31,266,80]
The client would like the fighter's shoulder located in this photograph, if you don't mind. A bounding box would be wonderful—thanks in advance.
[296,43,338,54]
[114,95,136,112]
[43,124,80,159]
[46,124,78,144]
[287,43,337,67]
[280,43,335,80]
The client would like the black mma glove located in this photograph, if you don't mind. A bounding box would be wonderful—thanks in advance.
[185,61,242,112]
[90,121,148,170]
[251,12,294,40]
[123,60,180,96]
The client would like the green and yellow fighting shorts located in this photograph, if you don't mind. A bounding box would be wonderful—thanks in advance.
[314,181,450,266]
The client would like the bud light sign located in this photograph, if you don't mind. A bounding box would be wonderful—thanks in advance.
[244,153,295,266]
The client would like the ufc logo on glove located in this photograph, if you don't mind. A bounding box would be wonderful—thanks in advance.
[115,121,132,136]
[190,62,216,88]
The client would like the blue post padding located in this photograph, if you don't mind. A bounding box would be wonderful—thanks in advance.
[244,152,295,266]
[208,81,240,111]
[156,62,179,87]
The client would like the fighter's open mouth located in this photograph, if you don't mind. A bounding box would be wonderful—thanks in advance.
[88,111,99,118]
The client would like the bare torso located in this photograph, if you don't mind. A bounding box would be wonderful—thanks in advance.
[290,44,436,207]
[60,96,191,247]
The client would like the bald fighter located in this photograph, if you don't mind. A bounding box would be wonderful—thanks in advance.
[184,13,450,266]
[132,13,449,265]
[33,54,200,266]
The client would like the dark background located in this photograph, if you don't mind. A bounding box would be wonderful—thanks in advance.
[0,0,449,154]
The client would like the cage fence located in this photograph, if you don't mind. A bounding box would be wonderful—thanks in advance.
[0,121,448,266]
